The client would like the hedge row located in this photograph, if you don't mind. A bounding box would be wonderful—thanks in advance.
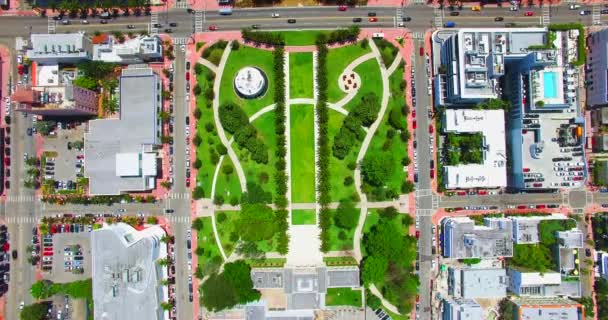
[273,47,289,255]
[241,26,360,47]
[218,102,269,164]
[548,23,586,67]
[316,43,332,253]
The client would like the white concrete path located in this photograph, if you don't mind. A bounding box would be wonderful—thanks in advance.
[212,42,247,193]
[197,57,218,74]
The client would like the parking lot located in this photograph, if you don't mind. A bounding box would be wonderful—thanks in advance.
[42,123,86,192]
[46,232,92,283]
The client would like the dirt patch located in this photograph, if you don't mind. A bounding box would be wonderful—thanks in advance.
[71,298,87,320]
[259,288,287,309]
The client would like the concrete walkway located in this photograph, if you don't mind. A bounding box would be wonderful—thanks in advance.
[370,284,401,314]
[212,41,247,193]
[196,57,218,74]
[196,200,400,215]
[387,54,404,77]
[355,39,403,316]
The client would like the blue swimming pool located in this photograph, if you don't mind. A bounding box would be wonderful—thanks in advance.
[543,72,558,99]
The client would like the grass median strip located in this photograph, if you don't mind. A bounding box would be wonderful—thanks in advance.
[291,209,317,225]
[290,105,316,203]
[289,52,314,99]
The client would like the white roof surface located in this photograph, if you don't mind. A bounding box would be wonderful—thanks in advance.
[142,153,157,176]
[444,109,507,189]
[115,153,140,176]
[518,271,561,286]
[36,64,59,86]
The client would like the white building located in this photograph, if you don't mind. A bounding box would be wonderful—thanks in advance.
[442,109,507,189]
[92,223,169,320]
[26,32,93,64]
[93,35,163,64]
[511,214,568,244]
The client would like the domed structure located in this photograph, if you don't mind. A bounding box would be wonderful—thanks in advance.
[234,67,268,99]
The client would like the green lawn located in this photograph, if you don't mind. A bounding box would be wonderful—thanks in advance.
[291,209,317,225]
[216,210,280,254]
[233,111,277,199]
[195,68,222,199]
[278,30,333,46]
[327,42,372,103]
[196,217,223,276]
[365,62,409,200]
[220,46,276,117]
[327,209,357,251]
[214,156,242,204]
[343,58,383,112]
[215,211,239,257]
[326,288,362,307]
[289,52,314,99]
[290,105,316,203]
[328,111,357,202]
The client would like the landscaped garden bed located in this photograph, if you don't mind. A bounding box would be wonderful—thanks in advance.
[325,288,363,307]
[326,42,371,103]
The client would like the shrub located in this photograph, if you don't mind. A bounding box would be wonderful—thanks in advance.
[217,212,227,223]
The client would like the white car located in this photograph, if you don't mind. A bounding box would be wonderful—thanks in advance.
[271,12,280,18]
[569,4,580,9]
[19,301,24,310]
[510,6,518,11]
[17,55,22,64]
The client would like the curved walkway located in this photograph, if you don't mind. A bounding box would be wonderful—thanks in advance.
[351,39,402,315]
[387,54,403,77]
[329,52,376,113]
[212,41,247,193]
[197,57,218,74]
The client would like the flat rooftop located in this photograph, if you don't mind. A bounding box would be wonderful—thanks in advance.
[443,109,507,189]
[84,66,159,195]
[443,217,513,259]
[91,223,167,320]
[519,110,585,189]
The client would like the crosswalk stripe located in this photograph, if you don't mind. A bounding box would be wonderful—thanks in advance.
[173,37,188,45]
[6,216,39,224]
[168,192,190,200]
[166,215,191,224]
[6,195,37,203]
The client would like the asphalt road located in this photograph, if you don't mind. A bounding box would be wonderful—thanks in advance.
[0,4,603,38]
[412,38,434,319]
[167,43,194,320]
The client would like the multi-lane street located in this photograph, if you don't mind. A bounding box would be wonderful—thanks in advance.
[168,42,195,320]
[0,4,603,39]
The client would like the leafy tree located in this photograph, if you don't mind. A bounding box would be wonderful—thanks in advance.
[236,241,264,258]
[511,244,553,272]
[77,60,116,80]
[35,121,57,136]
[223,261,260,304]
[200,261,260,312]
[146,216,158,224]
[20,302,49,320]
[362,255,388,284]
[73,76,98,90]
[379,207,399,220]
[334,199,359,229]
[241,182,272,204]
[361,154,394,187]
[237,204,278,242]
[193,186,205,199]
[364,220,416,264]
[191,218,204,231]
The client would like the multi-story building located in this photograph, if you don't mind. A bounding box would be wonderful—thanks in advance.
[442,298,482,320]
[510,297,584,320]
[26,32,93,64]
[448,267,507,299]
[91,223,169,320]
[511,214,569,244]
[92,35,163,64]
[441,216,513,259]
[586,28,608,108]
[436,27,586,191]
[508,268,580,297]
[442,109,507,189]
[84,66,160,195]
[11,84,98,116]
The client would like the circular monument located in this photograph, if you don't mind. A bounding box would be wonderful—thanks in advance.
[234,67,268,99]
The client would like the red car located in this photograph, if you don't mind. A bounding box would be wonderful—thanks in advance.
[416,295,420,302]
[413,120,417,129]
[524,11,534,16]
[185,72,190,81]
[517,205,527,209]
[523,168,530,172]
[419,47,424,56]
[429,125,434,134]
[430,169,435,179]
[536,204,546,209]
[338,5,347,11]
[477,190,487,195]
[457,191,466,196]
[415,230,420,238]
[412,110,416,118]
[186,177,191,187]
[4,158,9,166]
[208,25,218,31]
[43,251,53,256]
[369,17,378,22]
